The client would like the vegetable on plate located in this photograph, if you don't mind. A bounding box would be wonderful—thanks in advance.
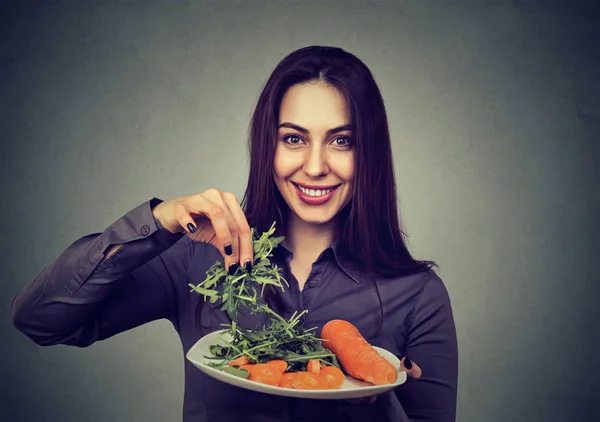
[189,223,397,390]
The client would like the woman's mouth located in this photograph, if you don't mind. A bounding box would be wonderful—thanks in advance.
[292,182,340,205]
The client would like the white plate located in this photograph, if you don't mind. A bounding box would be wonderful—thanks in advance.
[186,329,407,400]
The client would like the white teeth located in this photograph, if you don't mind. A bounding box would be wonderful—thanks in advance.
[298,185,332,197]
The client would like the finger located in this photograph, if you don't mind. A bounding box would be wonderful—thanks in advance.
[222,192,253,271]
[174,202,199,235]
[187,194,235,264]
[205,191,241,273]
[400,356,422,380]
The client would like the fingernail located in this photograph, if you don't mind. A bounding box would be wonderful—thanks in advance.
[228,263,238,275]
[224,244,232,256]
[404,357,413,370]
[187,223,196,233]
[244,260,252,272]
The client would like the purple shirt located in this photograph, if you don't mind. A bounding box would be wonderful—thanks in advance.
[10,199,458,421]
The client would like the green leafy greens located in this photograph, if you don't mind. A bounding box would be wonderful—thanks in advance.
[188,222,339,373]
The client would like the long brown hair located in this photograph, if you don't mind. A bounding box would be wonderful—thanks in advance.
[196,46,435,334]
[241,46,435,278]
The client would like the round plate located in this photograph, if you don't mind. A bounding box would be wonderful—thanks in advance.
[186,329,407,399]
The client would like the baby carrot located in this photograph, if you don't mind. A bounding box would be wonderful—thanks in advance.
[321,319,398,385]
[265,360,288,373]
[240,363,255,372]
[229,355,250,367]
[246,363,283,386]
[307,359,321,374]
[320,366,345,389]
[279,372,297,388]
[291,371,330,390]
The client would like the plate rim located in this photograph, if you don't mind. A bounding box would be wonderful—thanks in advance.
[185,329,407,399]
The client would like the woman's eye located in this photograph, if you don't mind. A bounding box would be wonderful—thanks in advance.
[332,137,351,147]
[284,135,302,145]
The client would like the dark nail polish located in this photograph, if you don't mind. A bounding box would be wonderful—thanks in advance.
[224,244,232,256]
[228,263,238,275]
[187,223,196,233]
[404,357,413,370]
[244,260,252,272]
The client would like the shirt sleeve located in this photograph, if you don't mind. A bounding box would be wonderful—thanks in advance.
[395,272,459,422]
[10,198,189,347]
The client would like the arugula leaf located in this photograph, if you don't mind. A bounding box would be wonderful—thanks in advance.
[222,366,250,379]
[190,222,340,374]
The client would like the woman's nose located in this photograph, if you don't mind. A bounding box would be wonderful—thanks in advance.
[303,146,329,178]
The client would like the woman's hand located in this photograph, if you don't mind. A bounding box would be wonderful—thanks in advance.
[347,357,422,404]
[152,189,253,272]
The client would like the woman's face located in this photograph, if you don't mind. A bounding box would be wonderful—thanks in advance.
[274,81,354,226]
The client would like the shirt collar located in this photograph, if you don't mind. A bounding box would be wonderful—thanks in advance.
[279,240,362,284]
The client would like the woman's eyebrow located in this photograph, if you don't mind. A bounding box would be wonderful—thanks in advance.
[278,122,352,135]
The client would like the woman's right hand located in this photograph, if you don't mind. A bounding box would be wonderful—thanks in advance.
[152,189,253,274]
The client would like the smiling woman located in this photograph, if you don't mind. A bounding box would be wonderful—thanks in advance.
[275,82,354,225]
[11,46,458,422]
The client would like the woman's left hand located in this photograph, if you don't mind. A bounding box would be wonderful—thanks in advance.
[347,356,422,404]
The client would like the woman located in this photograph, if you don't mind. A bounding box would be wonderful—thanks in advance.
[11,46,458,421]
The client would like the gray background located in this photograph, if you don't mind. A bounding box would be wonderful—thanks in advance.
[1,1,598,421]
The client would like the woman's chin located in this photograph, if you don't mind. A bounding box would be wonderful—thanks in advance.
[290,208,338,226]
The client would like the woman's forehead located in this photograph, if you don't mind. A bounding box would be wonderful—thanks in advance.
[278,82,351,131]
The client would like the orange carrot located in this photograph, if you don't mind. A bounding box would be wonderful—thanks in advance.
[291,371,330,390]
[321,319,397,385]
[245,363,283,386]
[239,363,255,372]
[229,355,250,367]
[278,372,296,388]
[307,359,321,374]
[265,360,288,373]
[320,366,345,389]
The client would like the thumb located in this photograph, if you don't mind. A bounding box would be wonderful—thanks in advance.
[400,356,422,380]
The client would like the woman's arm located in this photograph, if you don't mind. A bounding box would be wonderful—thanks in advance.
[10,198,188,347]
[396,272,459,422]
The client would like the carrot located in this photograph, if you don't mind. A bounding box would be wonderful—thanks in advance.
[291,371,330,390]
[245,363,283,386]
[320,366,345,389]
[279,372,297,388]
[320,319,397,385]
[239,363,255,372]
[307,359,321,374]
[265,360,288,373]
[229,355,250,367]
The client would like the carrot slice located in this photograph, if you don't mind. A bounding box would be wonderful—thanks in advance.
[321,319,398,385]
[246,364,283,386]
[321,366,345,389]
[265,360,288,373]
[229,355,250,367]
[291,371,330,390]
[279,372,297,388]
[307,359,321,374]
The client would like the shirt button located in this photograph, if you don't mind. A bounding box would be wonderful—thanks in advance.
[308,281,317,288]
[140,225,150,236]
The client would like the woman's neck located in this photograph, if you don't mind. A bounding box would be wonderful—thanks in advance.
[284,213,336,260]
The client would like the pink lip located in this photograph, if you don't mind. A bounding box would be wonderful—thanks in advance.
[292,182,339,205]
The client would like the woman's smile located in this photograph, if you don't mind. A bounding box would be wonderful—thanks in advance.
[291,182,341,205]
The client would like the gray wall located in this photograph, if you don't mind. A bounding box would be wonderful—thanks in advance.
[2,1,598,421]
